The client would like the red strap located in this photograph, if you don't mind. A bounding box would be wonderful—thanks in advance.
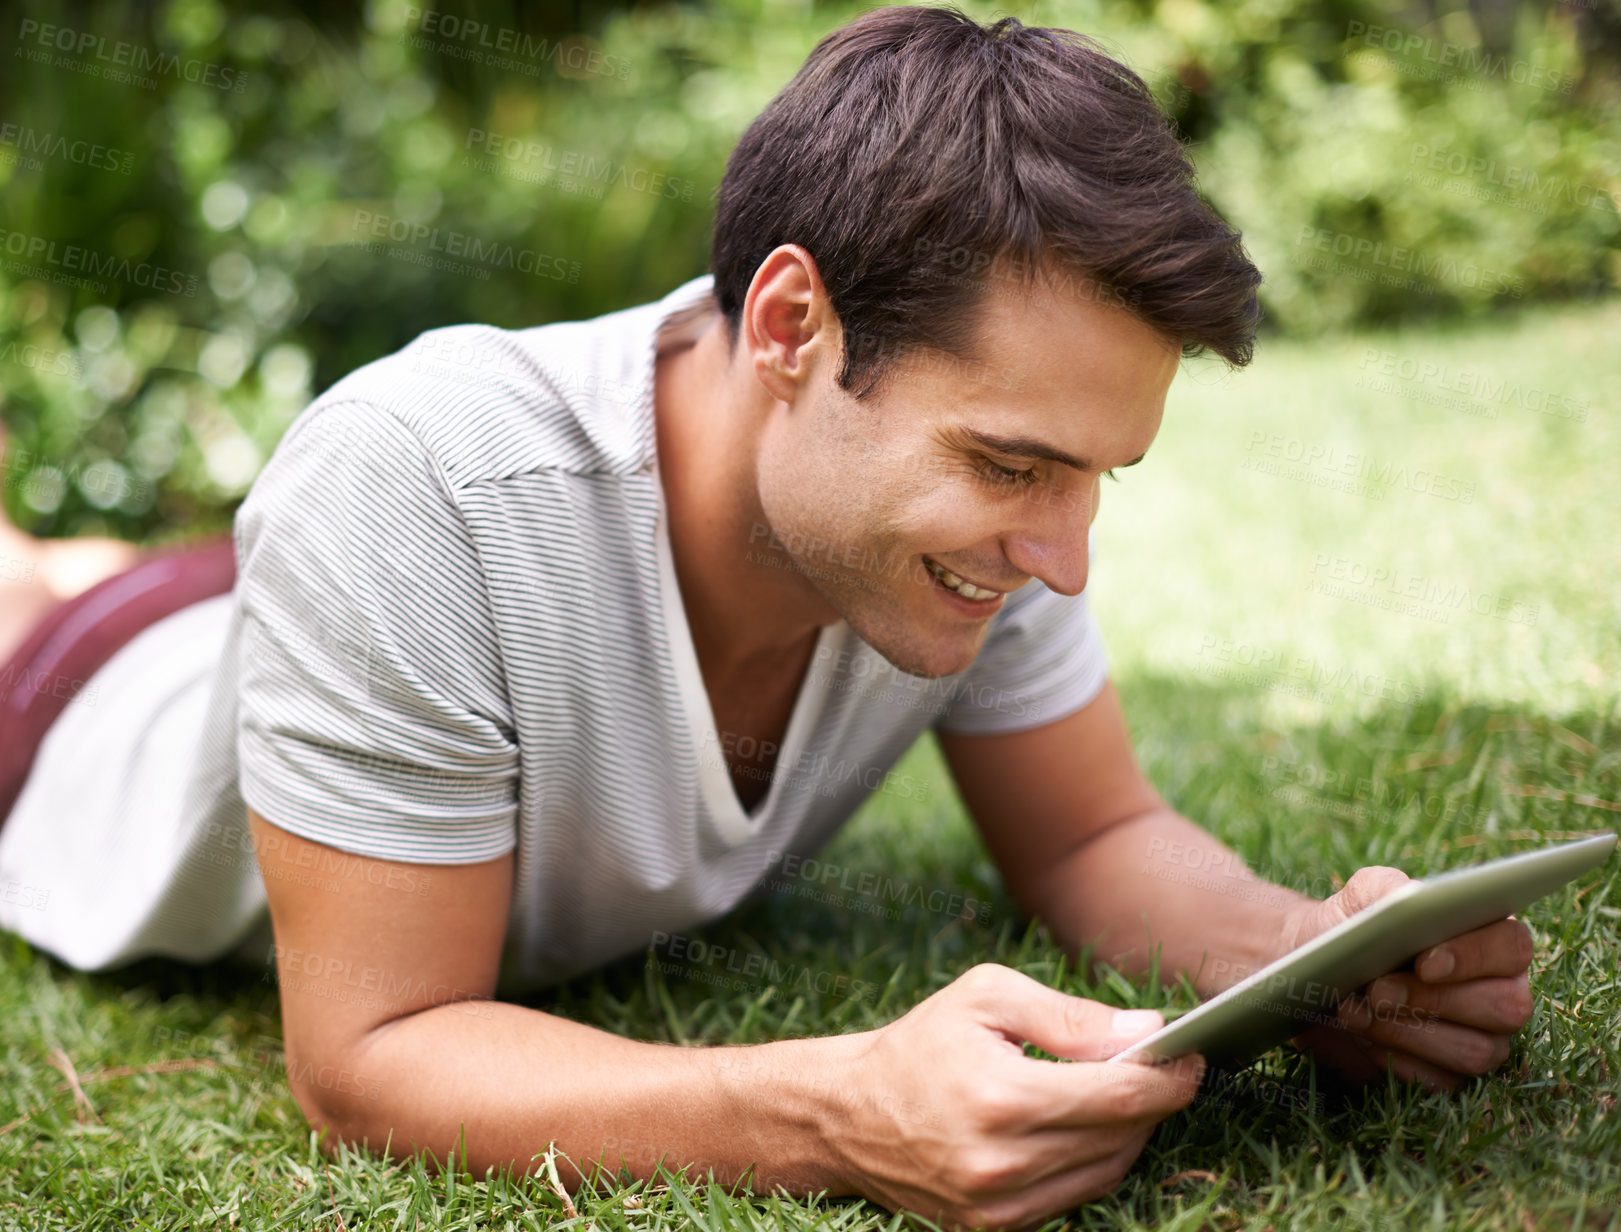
[0,535,236,827]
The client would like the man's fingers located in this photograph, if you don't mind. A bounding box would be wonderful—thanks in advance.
[1000,1120,1152,1190]
[956,963,1165,1063]
[1010,1130,1153,1228]
[1363,1043,1466,1093]
[1026,1051,1205,1132]
[1413,916,1534,984]
[963,1129,1154,1231]
[1286,866,1411,954]
[1328,866,1412,922]
[1338,993,1516,1076]
[1364,971,1534,1034]
[1292,1022,1382,1083]
[1325,912,1534,1082]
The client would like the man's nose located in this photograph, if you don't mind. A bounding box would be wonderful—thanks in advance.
[1002,477,1094,597]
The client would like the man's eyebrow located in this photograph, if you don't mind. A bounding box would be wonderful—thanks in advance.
[959,427,1147,473]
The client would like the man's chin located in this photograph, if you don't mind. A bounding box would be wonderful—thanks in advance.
[845,611,986,681]
[805,570,991,679]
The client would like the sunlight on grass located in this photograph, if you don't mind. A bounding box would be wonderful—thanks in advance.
[1,302,1617,1230]
[1091,300,1619,717]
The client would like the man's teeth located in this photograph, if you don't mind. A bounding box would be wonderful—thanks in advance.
[926,557,999,600]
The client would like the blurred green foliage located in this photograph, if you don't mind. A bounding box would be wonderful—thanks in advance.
[0,0,1615,540]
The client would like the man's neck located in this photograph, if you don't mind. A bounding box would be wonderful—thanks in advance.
[653,311,841,679]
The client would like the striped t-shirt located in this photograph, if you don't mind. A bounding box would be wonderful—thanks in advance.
[0,274,1110,991]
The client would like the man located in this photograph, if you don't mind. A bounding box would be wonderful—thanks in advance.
[0,6,1533,1228]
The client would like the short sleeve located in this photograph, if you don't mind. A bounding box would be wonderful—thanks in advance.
[232,399,519,864]
[933,532,1110,737]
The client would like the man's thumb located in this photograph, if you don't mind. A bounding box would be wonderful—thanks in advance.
[1325,865,1410,925]
[971,966,1165,1062]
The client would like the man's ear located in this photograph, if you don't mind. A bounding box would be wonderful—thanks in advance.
[742,244,839,406]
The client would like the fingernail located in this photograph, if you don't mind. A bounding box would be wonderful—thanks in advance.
[1370,979,1407,1009]
[1113,1009,1163,1035]
[1421,948,1455,980]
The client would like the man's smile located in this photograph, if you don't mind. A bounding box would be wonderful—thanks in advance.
[921,554,1009,607]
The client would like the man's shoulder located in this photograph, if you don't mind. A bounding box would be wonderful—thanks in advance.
[288,298,671,492]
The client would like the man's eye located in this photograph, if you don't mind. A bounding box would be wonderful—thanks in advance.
[976,458,1041,488]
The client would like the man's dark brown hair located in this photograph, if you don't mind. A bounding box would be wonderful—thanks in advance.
[711,4,1262,399]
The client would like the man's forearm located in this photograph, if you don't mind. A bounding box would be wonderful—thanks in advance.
[314,1001,869,1192]
[1022,809,1316,998]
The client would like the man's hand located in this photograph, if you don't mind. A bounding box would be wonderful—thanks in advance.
[253,811,1199,1219]
[825,963,1205,1231]
[1279,867,1535,1092]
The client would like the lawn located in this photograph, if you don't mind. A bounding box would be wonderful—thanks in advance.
[1,299,1617,1230]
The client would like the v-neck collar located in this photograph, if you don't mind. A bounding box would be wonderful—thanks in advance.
[652,497,848,845]
[638,275,850,846]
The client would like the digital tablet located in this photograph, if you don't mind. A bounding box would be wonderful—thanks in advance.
[1108,832,1617,1067]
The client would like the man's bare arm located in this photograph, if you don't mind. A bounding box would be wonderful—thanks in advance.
[938,681,1312,997]
[938,681,1534,1088]
[247,807,1204,1229]
[249,807,849,1189]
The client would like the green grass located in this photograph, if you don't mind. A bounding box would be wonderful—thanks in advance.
[2,300,1618,1229]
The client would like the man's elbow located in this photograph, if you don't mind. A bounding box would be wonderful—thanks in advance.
[282,1042,384,1150]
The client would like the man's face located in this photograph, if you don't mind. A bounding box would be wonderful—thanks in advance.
[753,269,1179,680]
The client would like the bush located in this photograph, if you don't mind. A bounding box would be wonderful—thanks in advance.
[0,0,1614,540]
